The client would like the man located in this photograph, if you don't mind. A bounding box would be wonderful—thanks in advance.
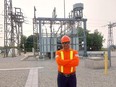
[55,35,80,87]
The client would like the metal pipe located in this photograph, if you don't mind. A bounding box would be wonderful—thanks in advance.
[83,20,87,57]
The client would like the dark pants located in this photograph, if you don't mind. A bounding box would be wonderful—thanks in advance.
[57,73,77,87]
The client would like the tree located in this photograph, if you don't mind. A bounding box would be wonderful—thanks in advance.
[77,27,89,50]
[87,29,105,51]
[77,28,104,51]
[25,35,38,52]
[20,35,27,52]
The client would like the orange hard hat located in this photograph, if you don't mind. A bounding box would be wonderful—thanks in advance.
[61,35,71,43]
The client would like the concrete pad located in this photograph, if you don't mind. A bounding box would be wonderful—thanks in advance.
[85,57,110,69]
[25,68,38,87]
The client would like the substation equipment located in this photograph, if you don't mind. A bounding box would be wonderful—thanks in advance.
[33,3,88,59]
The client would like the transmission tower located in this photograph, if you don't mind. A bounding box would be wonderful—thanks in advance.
[107,22,116,47]
[4,0,24,57]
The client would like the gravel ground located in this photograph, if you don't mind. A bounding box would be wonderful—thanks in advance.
[0,56,39,87]
[0,70,29,87]
[0,53,116,87]
[37,58,116,87]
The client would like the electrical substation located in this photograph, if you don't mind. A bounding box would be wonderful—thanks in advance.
[1,1,116,86]
[33,3,88,59]
[3,0,88,59]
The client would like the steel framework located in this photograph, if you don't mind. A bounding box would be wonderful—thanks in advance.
[33,3,88,59]
[33,6,39,57]
[107,22,116,47]
[4,0,24,57]
[36,17,87,59]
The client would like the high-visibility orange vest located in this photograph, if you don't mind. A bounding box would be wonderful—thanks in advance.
[56,49,79,74]
[60,50,74,73]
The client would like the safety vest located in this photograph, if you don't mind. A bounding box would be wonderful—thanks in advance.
[60,50,74,73]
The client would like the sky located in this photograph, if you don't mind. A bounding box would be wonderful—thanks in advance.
[0,0,116,47]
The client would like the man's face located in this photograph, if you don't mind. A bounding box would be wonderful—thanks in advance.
[61,42,70,50]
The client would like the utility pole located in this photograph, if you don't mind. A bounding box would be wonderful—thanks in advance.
[64,0,66,18]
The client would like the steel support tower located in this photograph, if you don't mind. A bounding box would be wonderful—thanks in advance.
[33,6,39,57]
[107,22,116,47]
[4,0,24,57]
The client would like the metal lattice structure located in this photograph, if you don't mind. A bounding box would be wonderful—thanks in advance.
[37,17,87,58]
[107,22,116,47]
[33,3,88,59]
[33,6,39,57]
[4,0,24,57]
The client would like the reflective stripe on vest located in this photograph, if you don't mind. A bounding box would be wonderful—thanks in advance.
[70,51,73,73]
[61,51,64,73]
[60,50,73,73]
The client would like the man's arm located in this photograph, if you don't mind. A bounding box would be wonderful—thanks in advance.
[68,57,79,66]
[68,51,80,67]
[56,58,71,66]
[55,51,71,66]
